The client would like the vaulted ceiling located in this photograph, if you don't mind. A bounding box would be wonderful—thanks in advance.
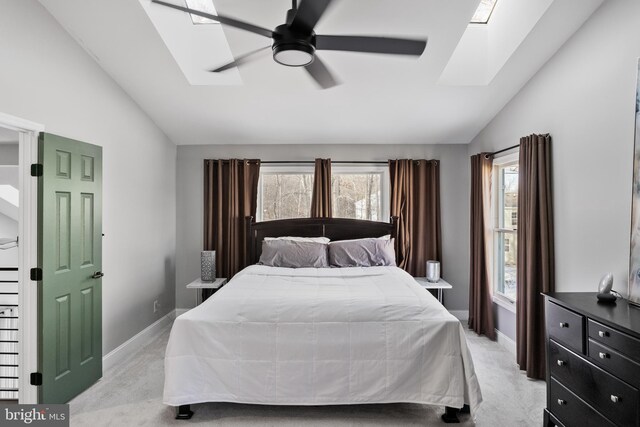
[39,0,604,145]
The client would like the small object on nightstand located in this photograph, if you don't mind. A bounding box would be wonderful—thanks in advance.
[426,260,440,282]
[201,250,216,282]
[597,272,616,303]
[414,277,452,304]
[187,277,227,306]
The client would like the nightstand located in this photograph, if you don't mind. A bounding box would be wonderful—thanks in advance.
[414,277,452,304]
[186,278,227,306]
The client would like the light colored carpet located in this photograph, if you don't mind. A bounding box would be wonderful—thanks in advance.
[69,323,545,426]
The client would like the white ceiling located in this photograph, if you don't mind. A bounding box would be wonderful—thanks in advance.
[38,0,604,145]
[0,127,18,145]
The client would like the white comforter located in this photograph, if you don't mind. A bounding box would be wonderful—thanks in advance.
[164,265,482,412]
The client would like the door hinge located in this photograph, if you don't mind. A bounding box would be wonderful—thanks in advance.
[30,268,42,281]
[31,163,43,177]
[30,372,42,386]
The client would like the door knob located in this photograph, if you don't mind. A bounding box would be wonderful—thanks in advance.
[92,271,104,279]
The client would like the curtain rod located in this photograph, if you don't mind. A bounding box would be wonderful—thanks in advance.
[260,160,389,165]
[489,144,520,157]
[209,160,436,165]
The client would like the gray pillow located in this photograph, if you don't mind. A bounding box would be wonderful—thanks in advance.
[258,240,329,268]
[329,238,396,267]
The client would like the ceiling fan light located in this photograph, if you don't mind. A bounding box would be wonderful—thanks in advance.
[273,43,315,67]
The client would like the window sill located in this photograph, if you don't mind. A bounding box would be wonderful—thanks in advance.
[493,295,516,313]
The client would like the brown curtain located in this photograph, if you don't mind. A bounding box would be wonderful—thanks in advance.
[468,154,496,340]
[204,159,261,280]
[517,134,555,380]
[310,158,332,218]
[389,159,441,276]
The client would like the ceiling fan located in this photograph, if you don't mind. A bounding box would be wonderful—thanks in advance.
[151,0,427,89]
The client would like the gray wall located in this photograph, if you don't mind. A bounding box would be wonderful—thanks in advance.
[0,0,177,355]
[470,0,640,337]
[0,212,18,267]
[176,144,470,311]
[0,145,18,165]
[471,0,639,295]
[0,159,18,268]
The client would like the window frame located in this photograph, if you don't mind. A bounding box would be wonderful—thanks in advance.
[256,164,315,222]
[491,152,519,311]
[330,163,390,223]
[256,163,391,223]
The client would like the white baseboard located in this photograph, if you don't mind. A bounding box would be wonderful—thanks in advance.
[102,309,176,373]
[495,328,516,355]
[449,310,469,322]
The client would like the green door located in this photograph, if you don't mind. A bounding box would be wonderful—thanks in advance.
[38,133,103,403]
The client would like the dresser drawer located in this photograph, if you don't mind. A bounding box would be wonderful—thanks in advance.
[547,301,585,354]
[549,378,615,427]
[550,339,639,427]
[544,409,566,427]
[589,338,640,388]
[589,319,640,363]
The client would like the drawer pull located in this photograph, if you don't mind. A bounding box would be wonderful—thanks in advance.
[557,399,566,405]
[611,395,619,403]
[598,330,609,338]
[599,352,610,359]
[559,322,569,328]
[556,360,566,366]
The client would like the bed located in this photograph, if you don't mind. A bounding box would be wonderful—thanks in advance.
[164,217,482,423]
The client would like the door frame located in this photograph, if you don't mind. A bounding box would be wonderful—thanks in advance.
[0,112,43,404]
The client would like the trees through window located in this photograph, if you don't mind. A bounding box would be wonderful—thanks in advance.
[256,164,389,222]
[493,156,519,302]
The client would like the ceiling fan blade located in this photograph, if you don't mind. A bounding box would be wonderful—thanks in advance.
[210,46,272,72]
[289,0,333,34]
[316,35,427,56]
[304,56,339,89]
[151,0,273,38]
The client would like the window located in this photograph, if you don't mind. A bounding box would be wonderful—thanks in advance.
[185,0,219,25]
[331,165,390,221]
[256,163,390,222]
[257,166,314,221]
[470,0,498,24]
[493,154,518,303]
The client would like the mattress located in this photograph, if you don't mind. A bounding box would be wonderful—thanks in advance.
[164,265,482,412]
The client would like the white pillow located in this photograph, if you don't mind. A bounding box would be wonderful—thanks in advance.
[263,236,330,244]
[330,235,390,244]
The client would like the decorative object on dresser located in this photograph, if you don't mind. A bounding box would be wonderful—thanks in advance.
[597,272,616,303]
[426,260,441,282]
[200,250,216,282]
[543,292,640,427]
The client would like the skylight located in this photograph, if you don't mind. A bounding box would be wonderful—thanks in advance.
[471,0,498,24]
[184,0,219,25]
[0,185,18,207]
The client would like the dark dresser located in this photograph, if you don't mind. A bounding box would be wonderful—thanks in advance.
[543,292,640,427]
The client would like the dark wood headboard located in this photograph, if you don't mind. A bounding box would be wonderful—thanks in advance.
[245,216,399,265]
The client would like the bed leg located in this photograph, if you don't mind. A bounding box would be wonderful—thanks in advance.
[441,406,460,423]
[459,404,470,414]
[175,405,194,420]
